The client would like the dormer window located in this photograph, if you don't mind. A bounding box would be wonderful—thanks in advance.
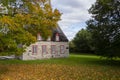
[37,33,42,41]
[47,36,51,41]
[55,33,59,41]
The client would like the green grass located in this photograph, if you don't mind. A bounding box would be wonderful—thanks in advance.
[0,54,119,66]
[0,54,120,80]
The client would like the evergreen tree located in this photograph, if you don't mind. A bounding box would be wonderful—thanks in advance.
[72,29,92,53]
[87,0,120,58]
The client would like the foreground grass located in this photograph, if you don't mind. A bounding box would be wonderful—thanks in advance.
[0,54,120,80]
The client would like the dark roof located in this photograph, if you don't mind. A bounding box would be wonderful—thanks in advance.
[51,25,69,42]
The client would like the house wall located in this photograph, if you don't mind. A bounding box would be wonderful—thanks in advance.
[22,41,69,60]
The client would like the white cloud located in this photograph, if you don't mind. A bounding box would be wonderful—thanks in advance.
[51,0,96,40]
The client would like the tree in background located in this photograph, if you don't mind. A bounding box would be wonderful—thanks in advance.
[69,41,76,53]
[0,0,61,55]
[87,0,120,58]
[70,29,93,53]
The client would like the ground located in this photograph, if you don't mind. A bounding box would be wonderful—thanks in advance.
[0,54,120,80]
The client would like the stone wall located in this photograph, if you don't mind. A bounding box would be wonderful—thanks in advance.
[22,41,69,60]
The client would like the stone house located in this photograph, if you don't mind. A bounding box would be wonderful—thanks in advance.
[21,26,69,60]
[0,0,69,60]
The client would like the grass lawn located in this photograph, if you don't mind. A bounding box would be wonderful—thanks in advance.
[0,54,120,80]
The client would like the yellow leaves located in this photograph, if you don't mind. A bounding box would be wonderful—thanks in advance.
[0,0,61,39]
[54,9,61,17]
[15,14,32,25]
[0,15,17,31]
[0,64,120,80]
[0,16,12,26]
[26,1,43,14]
[25,32,36,44]
[53,9,61,21]
[14,14,24,22]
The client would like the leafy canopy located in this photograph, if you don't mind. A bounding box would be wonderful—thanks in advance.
[71,29,92,53]
[0,0,61,55]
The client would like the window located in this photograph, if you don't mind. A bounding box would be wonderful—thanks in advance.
[32,45,37,55]
[51,45,56,54]
[42,45,47,54]
[60,45,65,54]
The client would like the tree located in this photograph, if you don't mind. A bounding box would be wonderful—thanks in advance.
[69,41,76,53]
[0,0,61,55]
[87,0,120,58]
[72,29,93,53]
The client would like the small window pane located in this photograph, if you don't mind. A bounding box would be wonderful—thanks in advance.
[42,45,47,54]
[60,45,65,54]
[51,45,56,54]
[32,45,37,54]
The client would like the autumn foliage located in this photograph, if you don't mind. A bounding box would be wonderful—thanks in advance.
[0,54,120,80]
[0,64,120,80]
[0,0,61,55]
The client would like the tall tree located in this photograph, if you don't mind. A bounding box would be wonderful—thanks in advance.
[0,0,61,55]
[87,0,120,58]
[69,41,76,52]
[72,29,92,53]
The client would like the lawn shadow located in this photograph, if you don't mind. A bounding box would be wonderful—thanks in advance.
[88,59,120,67]
[70,55,120,67]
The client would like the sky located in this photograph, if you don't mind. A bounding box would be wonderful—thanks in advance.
[51,0,96,40]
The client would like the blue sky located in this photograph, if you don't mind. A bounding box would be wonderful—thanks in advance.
[51,0,96,40]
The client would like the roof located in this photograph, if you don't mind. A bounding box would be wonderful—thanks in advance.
[51,25,69,42]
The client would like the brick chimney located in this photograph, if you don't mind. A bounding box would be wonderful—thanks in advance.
[47,36,51,41]
[55,33,59,41]
[37,33,42,41]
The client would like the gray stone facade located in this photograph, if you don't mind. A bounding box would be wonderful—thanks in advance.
[22,41,69,60]
[21,25,69,60]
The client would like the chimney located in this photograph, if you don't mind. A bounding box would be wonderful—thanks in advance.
[55,33,59,41]
[37,33,42,41]
[47,36,51,41]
